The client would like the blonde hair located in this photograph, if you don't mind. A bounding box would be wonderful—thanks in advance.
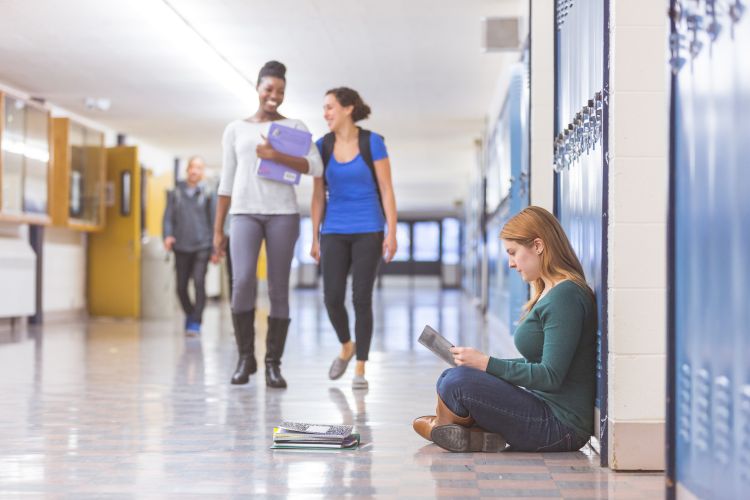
[500,206,595,313]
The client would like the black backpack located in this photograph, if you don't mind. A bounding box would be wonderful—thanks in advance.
[320,127,385,215]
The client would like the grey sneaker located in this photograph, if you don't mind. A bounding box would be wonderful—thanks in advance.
[352,375,368,390]
[329,345,356,380]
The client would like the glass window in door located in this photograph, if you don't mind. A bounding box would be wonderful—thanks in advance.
[2,96,25,213]
[22,104,50,214]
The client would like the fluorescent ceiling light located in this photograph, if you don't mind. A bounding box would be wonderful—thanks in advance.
[142,0,258,108]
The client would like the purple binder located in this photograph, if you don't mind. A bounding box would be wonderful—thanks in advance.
[256,122,312,185]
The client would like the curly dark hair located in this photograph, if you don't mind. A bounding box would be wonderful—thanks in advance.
[257,60,286,84]
[326,87,371,122]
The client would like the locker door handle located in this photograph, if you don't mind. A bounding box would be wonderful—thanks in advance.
[518,171,529,198]
[705,0,722,41]
[668,0,745,75]
[729,0,745,22]
[669,32,688,74]
[552,91,605,173]
[687,12,705,58]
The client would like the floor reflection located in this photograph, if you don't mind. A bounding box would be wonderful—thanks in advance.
[0,283,662,498]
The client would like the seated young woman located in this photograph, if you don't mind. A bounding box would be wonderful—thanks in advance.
[413,206,597,453]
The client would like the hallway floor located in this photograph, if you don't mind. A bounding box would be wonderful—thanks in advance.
[0,281,663,498]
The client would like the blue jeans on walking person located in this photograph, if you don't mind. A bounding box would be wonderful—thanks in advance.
[436,366,589,452]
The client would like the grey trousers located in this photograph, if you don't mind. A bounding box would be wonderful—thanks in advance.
[229,214,300,318]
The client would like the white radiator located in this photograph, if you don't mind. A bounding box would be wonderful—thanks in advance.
[0,235,36,318]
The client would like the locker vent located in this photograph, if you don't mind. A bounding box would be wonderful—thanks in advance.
[695,368,712,452]
[480,17,520,52]
[556,0,575,30]
[678,363,692,442]
[712,376,732,465]
[740,386,750,483]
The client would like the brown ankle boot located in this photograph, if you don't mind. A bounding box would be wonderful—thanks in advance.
[412,396,474,441]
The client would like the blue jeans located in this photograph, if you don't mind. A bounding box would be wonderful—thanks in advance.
[436,366,589,452]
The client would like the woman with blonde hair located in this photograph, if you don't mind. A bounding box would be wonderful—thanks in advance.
[412,206,597,452]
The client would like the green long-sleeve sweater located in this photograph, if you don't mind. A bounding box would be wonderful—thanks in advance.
[486,280,597,440]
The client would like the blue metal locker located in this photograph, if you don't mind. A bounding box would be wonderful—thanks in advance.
[668,1,749,498]
[554,0,608,464]
[485,59,530,335]
[507,60,531,330]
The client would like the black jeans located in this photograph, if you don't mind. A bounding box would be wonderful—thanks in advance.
[437,366,590,452]
[321,232,383,361]
[174,248,211,324]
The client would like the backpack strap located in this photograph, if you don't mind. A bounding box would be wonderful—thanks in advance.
[321,132,336,189]
[357,128,385,216]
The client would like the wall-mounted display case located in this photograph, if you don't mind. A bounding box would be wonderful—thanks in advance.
[51,117,106,230]
[0,92,51,224]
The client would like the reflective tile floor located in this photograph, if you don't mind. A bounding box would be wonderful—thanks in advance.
[0,280,663,498]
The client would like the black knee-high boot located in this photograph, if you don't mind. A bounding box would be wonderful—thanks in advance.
[265,317,291,388]
[231,310,257,385]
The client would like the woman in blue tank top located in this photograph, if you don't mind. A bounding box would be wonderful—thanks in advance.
[310,87,398,390]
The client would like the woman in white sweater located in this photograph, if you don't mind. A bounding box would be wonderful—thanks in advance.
[213,61,323,389]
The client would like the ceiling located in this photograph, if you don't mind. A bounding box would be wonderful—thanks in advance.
[0,0,524,211]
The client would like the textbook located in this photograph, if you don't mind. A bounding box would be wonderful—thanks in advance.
[256,122,311,185]
[271,422,360,450]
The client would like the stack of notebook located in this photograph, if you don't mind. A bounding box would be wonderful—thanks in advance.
[271,422,360,450]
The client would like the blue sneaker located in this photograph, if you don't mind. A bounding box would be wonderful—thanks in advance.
[186,321,201,336]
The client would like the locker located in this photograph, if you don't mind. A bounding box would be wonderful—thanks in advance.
[485,58,530,335]
[554,0,608,464]
[507,58,531,328]
[668,1,750,498]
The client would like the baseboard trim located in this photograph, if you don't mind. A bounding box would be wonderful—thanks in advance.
[0,316,27,334]
[42,308,87,324]
[608,420,665,471]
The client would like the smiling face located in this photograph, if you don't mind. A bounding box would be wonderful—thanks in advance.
[257,76,285,115]
[503,238,544,283]
[323,93,353,132]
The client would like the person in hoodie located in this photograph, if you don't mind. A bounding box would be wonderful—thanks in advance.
[163,156,215,336]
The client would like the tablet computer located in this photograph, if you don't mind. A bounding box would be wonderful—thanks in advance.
[418,325,457,367]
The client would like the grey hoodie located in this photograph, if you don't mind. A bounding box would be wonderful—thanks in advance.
[162,181,214,252]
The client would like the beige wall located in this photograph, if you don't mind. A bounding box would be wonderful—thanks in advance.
[607,0,670,471]
[529,0,554,212]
